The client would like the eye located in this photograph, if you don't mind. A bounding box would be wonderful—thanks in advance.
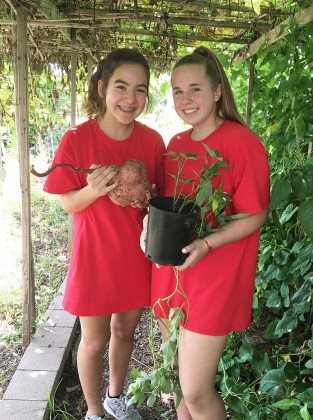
[173,90,182,95]
[116,85,126,90]
[192,87,201,92]
[137,88,147,94]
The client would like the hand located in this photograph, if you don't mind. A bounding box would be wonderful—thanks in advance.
[87,164,118,198]
[130,184,156,209]
[140,214,149,253]
[175,238,209,271]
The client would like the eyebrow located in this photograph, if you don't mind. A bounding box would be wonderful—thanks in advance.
[172,82,201,90]
[113,79,148,89]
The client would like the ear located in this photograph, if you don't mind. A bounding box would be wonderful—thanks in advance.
[98,80,105,98]
[214,83,222,102]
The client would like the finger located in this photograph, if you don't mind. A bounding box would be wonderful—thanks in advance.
[151,184,160,198]
[93,166,118,186]
[143,214,149,229]
[182,246,191,254]
[146,189,152,201]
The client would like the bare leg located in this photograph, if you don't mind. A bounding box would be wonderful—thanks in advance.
[108,308,144,395]
[157,319,192,420]
[78,315,111,417]
[178,329,227,420]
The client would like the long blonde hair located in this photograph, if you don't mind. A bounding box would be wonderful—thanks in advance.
[173,46,246,126]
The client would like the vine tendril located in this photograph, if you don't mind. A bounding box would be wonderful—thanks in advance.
[29,163,95,177]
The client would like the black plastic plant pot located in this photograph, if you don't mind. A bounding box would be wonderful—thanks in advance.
[145,196,199,266]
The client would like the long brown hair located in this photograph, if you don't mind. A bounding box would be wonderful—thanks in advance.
[84,48,150,119]
[173,46,246,126]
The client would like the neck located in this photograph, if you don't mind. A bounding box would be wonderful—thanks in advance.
[191,116,224,141]
[98,114,134,140]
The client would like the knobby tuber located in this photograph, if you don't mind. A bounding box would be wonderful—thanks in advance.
[108,159,151,207]
[30,159,151,207]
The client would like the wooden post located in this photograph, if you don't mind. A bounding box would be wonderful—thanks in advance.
[68,29,77,254]
[16,5,35,347]
[71,29,77,128]
[87,54,93,82]
[246,63,254,127]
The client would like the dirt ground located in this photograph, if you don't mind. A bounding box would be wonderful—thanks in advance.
[53,308,178,419]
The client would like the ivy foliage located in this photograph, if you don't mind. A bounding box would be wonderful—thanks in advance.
[216,21,313,419]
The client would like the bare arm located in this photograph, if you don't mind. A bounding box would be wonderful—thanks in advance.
[177,209,269,271]
[60,165,118,213]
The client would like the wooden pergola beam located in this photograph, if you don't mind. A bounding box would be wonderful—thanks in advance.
[118,28,249,44]
[1,16,271,32]
[74,9,273,29]
[235,3,313,64]
[1,21,251,46]
[163,0,289,17]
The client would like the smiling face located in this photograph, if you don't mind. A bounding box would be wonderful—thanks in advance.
[98,63,148,126]
[172,64,221,135]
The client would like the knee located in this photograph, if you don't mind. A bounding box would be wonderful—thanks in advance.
[181,388,202,408]
[79,336,106,357]
[111,322,135,342]
[182,385,220,411]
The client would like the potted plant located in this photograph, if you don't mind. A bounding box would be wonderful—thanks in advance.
[145,144,233,266]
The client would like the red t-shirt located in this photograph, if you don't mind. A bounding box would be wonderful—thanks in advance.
[44,119,165,316]
[151,120,270,335]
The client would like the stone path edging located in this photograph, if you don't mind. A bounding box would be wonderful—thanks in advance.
[0,280,78,419]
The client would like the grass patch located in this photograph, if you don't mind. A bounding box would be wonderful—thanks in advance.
[31,188,69,326]
[0,181,69,343]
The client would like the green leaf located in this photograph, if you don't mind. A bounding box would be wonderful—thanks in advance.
[179,152,197,160]
[260,367,286,395]
[263,264,284,281]
[251,350,271,373]
[160,341,177,367]
[271,398,301,410]
[291,278,313,304]
[283,412,303,420]
[300,404,311,420]
[264,319,281,339]
[305,359,313,369]
[279,204,298,224]
[147,393,157,407]
[284,362,298,381]
[275,309,298,337]
[290,176,307,201]
[266,290,281,308]
[280,283,289,298]
[298,200,313,242]
[238,343,253,362]
[269,179,292,212]
[297,387,313,409]
[202,144,220,159]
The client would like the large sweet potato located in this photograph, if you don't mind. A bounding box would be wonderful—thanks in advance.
[108,159,151,207]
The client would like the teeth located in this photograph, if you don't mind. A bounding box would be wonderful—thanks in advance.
[184,109,197,114]
[119,106,135,112]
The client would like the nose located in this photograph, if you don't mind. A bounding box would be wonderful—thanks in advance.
[181,91,193,103]
[124,89,136,104]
